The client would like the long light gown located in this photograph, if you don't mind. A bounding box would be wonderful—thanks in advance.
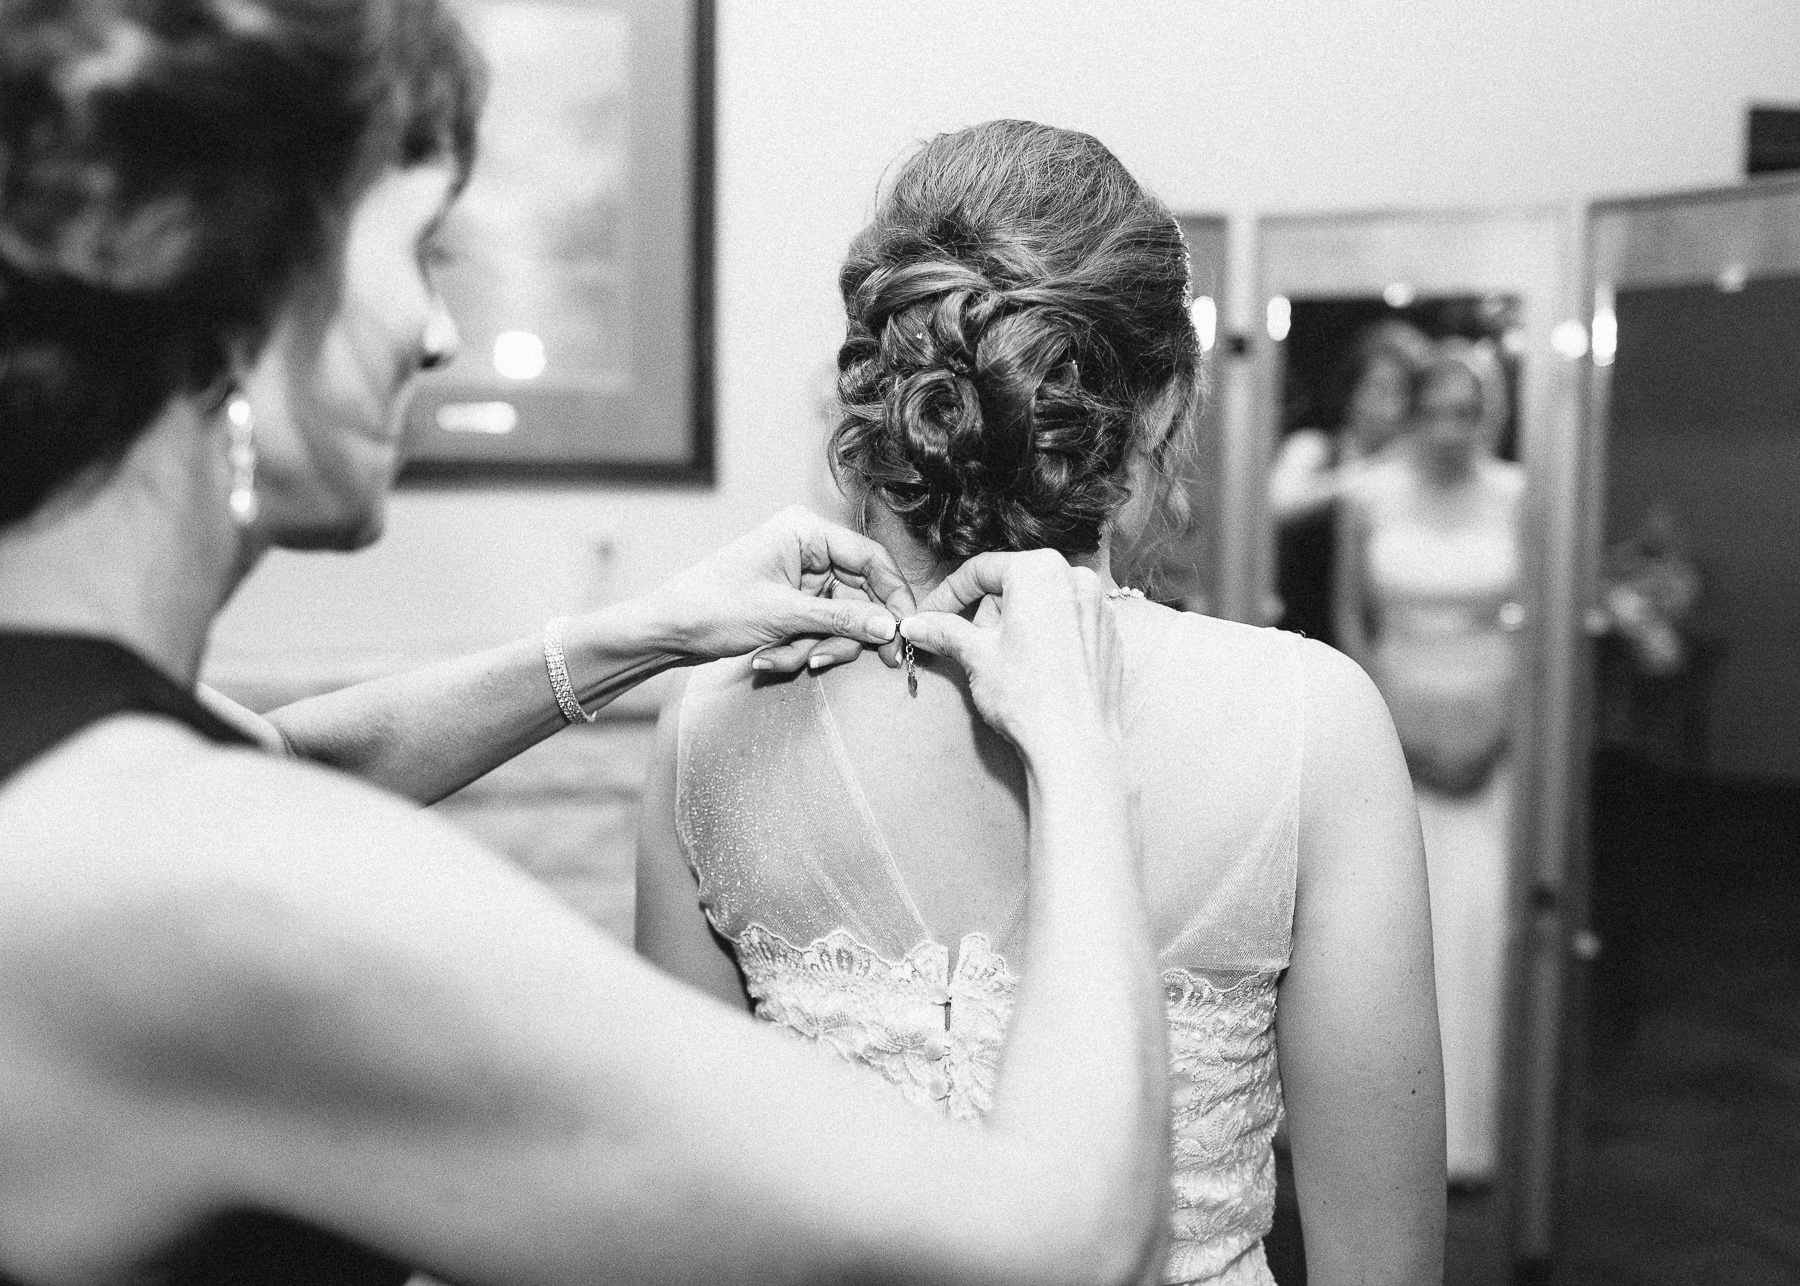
[674,603,1312,1286]
[1364,505,1521,1184]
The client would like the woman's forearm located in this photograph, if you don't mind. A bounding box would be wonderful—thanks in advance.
[261,509,914,804]
[264,598,677,804]
[987,738,1170,1284]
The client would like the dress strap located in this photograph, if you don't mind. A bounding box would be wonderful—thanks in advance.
[0,631,251,783]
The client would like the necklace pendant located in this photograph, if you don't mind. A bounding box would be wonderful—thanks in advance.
[903,639,919,697]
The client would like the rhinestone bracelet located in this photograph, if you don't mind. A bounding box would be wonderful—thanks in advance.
[542,616,598,726]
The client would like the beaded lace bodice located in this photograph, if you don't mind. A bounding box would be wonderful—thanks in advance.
[676,606,1309,1286]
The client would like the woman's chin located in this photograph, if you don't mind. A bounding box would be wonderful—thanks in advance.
[259,488,389,552]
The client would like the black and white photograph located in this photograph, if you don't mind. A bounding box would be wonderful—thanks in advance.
[1,3,1797,1284]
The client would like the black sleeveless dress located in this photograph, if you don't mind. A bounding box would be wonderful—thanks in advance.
[0,632,413,1286]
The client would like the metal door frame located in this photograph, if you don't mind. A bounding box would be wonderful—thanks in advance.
[1547,172,1800,1268]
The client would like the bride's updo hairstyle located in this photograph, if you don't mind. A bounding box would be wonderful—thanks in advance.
[0,0,482,527]
[834,120,1201,561]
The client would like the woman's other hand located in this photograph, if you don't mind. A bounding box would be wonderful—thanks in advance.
[634,505,915,673]
[899,550,1123,760]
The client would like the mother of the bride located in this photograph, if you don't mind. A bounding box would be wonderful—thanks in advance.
[0,3,1169,1285]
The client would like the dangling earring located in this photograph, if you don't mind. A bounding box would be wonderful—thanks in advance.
[226,395,258,527]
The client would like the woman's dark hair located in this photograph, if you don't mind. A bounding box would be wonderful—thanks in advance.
[0,0,484,527]
[833,120,1201,561]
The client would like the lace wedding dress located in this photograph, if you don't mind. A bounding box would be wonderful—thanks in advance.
[676,603,1310,1286]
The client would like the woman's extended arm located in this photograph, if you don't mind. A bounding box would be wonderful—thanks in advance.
[258,507,915,804]
[1276,640,1445,1286]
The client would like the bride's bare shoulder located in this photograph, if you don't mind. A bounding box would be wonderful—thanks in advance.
[1118,600,1305,676]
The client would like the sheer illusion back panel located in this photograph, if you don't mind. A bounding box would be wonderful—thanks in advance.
[673,607,1311,1286]
[1119,605,1306,978]
[677,604,1307,977]
[676,660,932,961]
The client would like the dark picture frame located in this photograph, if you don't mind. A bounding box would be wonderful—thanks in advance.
[399,0,714,483]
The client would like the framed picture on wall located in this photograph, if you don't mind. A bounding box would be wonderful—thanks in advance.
[399,0,713,482]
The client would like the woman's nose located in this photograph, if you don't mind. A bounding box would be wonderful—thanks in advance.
[421,296,461,371]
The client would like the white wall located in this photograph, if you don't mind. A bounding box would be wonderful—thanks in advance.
[205,0,1800,696]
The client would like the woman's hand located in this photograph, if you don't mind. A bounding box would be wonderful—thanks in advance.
[898,550,1124,760]
[633,506,916,673]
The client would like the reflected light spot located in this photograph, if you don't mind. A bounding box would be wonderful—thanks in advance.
[1265,296,1291,343]
[1717,262,1748,293]
[436,401,519,435]
[1383,282,1417,309]
[1591,307,1617,368]
[1551,320,1589,361]
[493,331,546,380]
[1191,295,1218,353]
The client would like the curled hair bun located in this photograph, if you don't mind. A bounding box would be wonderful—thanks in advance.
[833,120,1200,562]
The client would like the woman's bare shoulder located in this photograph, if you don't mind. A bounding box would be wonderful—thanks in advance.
[1,712,489,886]
[0,712,619,1094]
[1120,601,1302,673]
[1115,603,1314,739]
[1291,639,1413,818]
[0,713,626,1273]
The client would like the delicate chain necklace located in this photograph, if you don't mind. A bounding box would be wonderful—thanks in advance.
[1106,586,1146,600]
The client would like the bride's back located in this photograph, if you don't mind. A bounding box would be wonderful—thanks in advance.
[666,119,1314,1284]
[678,600,1305,979]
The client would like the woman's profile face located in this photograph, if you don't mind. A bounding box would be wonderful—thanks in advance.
[239,163,462,551]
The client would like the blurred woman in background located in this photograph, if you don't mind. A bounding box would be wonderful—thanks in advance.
[638,120,1446,1286]
[1268,318,1431,645]
[0,5,1174,1283]
[1335,338,1526,1185]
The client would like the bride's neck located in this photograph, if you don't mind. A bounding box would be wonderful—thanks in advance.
[0,402,252,684]
[859,499,1115,598]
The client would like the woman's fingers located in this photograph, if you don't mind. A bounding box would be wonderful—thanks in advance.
[750,637,824,673]
[898,610,982,665]
[785,507,919,621]
[829,576,903,669]
[804,635,866,671]
[777,586,900,649]
[913,551,1014,616]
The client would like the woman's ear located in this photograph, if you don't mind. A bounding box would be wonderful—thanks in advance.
[1109,446,1162,552]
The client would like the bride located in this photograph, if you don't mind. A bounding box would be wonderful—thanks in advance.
[638,120,1446,1285]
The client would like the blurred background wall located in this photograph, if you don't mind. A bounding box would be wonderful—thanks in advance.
[205,0,1800,699]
